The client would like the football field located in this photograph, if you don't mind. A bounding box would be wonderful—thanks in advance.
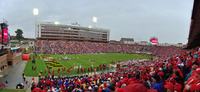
[24,53,152,76]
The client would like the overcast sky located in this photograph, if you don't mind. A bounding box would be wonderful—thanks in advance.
[0,0,194,44]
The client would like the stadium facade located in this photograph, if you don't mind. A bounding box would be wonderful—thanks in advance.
[37,23,110,42]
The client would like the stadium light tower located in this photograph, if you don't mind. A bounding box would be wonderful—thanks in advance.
[92,16,98,23]
[33,8,39,54]
[54,21,60,25]
[33,8,39,38]
[88,25,92,28]
[92,16,98,28]
[33,8,39,16]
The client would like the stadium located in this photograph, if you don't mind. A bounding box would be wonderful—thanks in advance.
[0,0,200,92]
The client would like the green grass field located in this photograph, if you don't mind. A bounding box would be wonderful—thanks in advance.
[24,53,152,76]
[0,89,26,92]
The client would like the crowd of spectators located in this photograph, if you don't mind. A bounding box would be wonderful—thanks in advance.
[32,46,200,92]
[31,40,200,92]
[35,40,182,59]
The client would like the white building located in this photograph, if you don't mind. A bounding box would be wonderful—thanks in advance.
[37,22,110,42]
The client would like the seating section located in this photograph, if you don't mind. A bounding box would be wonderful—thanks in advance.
[31,40,200,92]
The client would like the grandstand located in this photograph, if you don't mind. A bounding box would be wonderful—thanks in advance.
[32,42,200,92]
[1,0,200,92]
[29,1,200,91]
[35,40,182,57]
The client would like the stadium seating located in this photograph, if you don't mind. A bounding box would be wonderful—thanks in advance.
[35,40,182,59]
[31,40,200,92]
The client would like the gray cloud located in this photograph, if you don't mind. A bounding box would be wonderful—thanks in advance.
[0,0,194,44]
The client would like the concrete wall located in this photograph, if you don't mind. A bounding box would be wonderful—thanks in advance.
[7,53,22,65]
[0,54,8,73]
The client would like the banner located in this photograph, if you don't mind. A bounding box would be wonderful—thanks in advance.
[3,27,8,44]
[150,37,158,45]
[0,23,9,45]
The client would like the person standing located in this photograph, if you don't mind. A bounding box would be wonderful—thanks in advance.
[22,73,26,82]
